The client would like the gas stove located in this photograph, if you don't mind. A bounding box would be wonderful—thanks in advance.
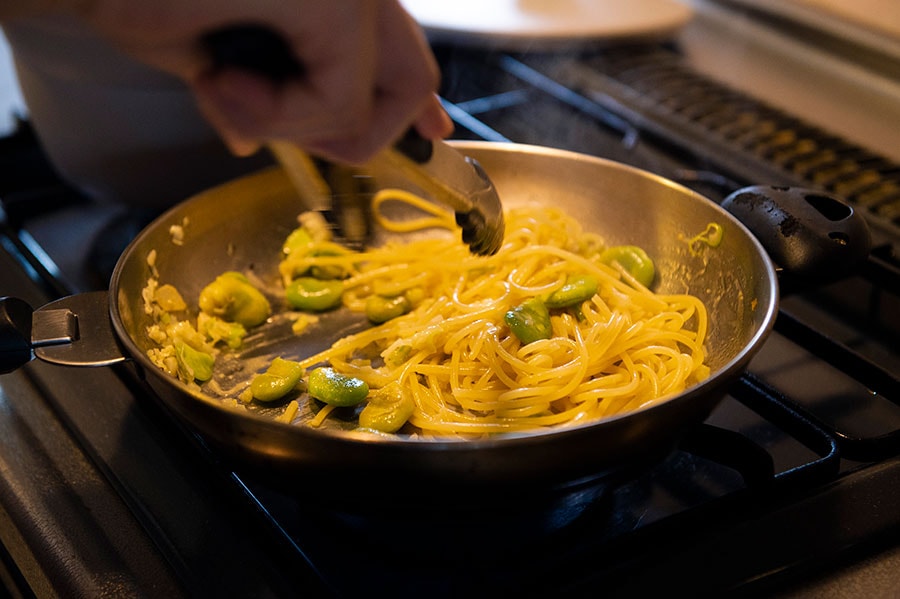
[2,1,900,596]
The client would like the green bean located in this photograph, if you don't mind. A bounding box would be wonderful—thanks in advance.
[308,367,369,407]
[365,294,411,324]
[598,245,655,288]
[251,357,305,402]
[198,271,271,327]
[504,297,552,344]
[286,277,344,312]
[174,340,214,382]
[358,381,415,433]
[545,274,599,309]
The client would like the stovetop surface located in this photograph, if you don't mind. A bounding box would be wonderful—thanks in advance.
[2,3,900,597]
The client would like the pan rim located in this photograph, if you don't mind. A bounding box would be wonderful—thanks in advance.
[108,141,780,450]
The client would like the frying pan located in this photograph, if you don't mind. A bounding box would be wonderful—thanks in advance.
[0,142,870,502]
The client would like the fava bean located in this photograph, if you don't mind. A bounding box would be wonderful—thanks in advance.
[384,344,412,368]
[311,243,354,278]
[174,340,214,382]
[403,286,426,307]
[598,245,655,288]
[308,367,369,407]
[504,297,552,344]
[197,312,247,349]
[198,271,270,327]
[286,277,344,312]
[281,240,353,280]
[365,294,411,323]
[251,357,305,402]
[282,226,314,256]
[545,274,599,309]
[358,381,415,433]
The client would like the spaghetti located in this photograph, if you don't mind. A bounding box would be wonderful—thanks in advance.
[287,190,711,437]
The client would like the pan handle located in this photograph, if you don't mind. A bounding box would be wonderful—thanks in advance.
[722,186,871,286]
[0,292,128,373]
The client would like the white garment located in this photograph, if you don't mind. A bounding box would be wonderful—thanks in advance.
[2,16,271,207]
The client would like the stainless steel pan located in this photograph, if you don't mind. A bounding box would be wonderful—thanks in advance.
[0,142,869,501]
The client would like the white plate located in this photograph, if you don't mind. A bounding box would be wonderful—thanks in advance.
[400,0,694,49]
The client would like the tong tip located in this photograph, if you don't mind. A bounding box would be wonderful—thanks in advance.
[456,210,505,256]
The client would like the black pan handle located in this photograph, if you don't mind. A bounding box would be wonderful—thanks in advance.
[200,24,435,162]
[0,293,127,373]
[0,297,34,373]
[723,186,871,287]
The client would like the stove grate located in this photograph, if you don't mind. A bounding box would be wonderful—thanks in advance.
[499,47,900,245]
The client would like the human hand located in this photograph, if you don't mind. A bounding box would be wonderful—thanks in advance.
[76,0,453,164]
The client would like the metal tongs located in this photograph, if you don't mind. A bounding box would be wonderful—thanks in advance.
[202,25,505,256]
[369,130,504,256]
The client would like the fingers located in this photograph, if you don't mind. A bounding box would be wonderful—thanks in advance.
[190,0,449,164]
[191,69,272,156]
[413,94,455,140]
[312,0,443,161]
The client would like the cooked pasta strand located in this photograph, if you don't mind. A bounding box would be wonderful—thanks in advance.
[283,192,710,436]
